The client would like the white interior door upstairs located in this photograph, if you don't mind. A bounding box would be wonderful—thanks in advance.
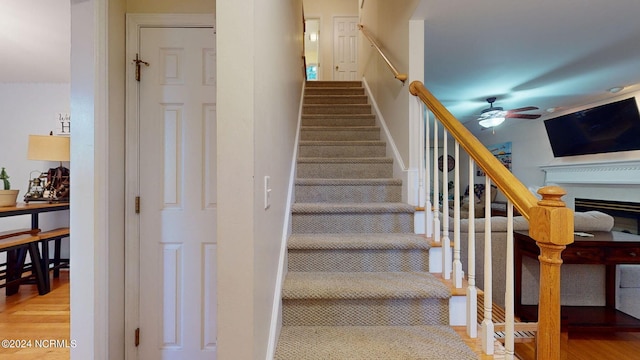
[333,16,358,81]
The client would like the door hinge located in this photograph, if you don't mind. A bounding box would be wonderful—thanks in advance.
[135,196,140,214]
[135,328,140,347]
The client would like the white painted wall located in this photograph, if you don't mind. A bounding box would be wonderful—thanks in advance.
[359,0,419,170]
[0,83,70,230]
[217,0,303,359]
[127,0,215,13]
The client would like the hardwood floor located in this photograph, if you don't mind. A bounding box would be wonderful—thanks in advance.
[514,330,640,360]
[0,271,70,359]
[1,272,639,359]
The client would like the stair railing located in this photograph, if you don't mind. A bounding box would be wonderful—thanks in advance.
[410,81,574,360]
[358,24,407,83]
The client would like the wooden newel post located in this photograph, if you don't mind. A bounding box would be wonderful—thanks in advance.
[528,186,574,360]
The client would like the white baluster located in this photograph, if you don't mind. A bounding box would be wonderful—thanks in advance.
[452,142,463,287]
[424,108,432,238]
[418,99,426,209]
[505,201,515,360]
[466,158,478,338]
[481,176,494,355]
[432,121,440,243]
[441,131,451,279]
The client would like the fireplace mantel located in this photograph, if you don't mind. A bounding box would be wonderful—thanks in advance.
[540,160,640,185]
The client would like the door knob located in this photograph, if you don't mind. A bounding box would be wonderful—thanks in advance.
[335,66,339,71]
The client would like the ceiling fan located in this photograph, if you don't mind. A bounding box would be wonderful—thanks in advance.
[478,97,541,128]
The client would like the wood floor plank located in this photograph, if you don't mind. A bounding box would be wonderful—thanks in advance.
[0,272,70,359]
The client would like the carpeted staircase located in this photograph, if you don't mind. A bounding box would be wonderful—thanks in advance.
[274,81,476,359]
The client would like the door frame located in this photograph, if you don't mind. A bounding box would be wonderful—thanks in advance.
[124,13,215,359]
[304,16,321,80]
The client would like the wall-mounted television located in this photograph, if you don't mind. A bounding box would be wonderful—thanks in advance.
[544,97,640,157]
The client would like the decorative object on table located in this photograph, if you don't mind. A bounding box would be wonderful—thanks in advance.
[0,167,19,207]
[438,154,455,172]
[24,132,70,203]
[487,141,512,171]
[54,113,71,135]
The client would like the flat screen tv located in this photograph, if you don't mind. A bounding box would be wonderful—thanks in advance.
[544,97,640,157]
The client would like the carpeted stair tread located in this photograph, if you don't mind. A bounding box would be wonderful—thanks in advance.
[296,157,393,164]
[303,104,372,115]
[274,325,476,360]
[292,202,415,214]
[298,141,386,158]
[295,178,401,186]
[301,125,378,130]
[303,95,368,104]
[288,233,429,250]
[301,114,375,119]
[305,81,362,87]
[304,87,365,96]
[283,271,450,300]
[298,140,384,146]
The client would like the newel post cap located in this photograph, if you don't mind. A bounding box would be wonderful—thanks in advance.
[528,186,574,246]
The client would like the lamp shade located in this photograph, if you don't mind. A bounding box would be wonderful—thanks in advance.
[27,135,70,162]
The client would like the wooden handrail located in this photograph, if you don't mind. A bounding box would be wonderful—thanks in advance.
[409,81,537,219]
[358,24,407,83]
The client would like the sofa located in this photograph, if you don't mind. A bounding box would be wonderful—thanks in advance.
[458,184,498,218]
[453,211,640,319]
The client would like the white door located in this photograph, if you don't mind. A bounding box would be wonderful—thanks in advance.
[333,16,358,80]
[138,27,217,360]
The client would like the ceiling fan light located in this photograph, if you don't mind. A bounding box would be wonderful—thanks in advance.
[479,116,505,128]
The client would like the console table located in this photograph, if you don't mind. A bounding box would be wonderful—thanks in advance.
[0,202,69,295]
[514,230,640,333]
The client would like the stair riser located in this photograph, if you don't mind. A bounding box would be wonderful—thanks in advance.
[305,81,362,88]
[288,249,429,272]
[292,213,413,233]
[300,129,380,141]
[303,104,371,115]
[298,144,386,158]
[304,96,368,104]
[295,184,401,202]
[282,298,449,326]
[305,88,364,96]
[301,117,375,127]
[296,162,393,179]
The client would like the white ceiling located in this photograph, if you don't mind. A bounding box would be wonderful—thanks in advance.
[0,0,70,83]
[414,0,640,130]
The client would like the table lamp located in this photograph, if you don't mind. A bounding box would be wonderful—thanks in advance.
[24,132,70,203]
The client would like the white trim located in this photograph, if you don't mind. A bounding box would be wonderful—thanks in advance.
[266,81,306,360]
[124,14,215,360]
[541,160,640,185]
[409,19,425,208]
[70,0,110,358]
[304,15,322,80]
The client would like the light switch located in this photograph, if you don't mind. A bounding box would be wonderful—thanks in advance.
[264,176,271,210]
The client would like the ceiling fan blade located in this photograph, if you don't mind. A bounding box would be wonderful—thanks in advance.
[509,106,539,113]
[507,113,541,119]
